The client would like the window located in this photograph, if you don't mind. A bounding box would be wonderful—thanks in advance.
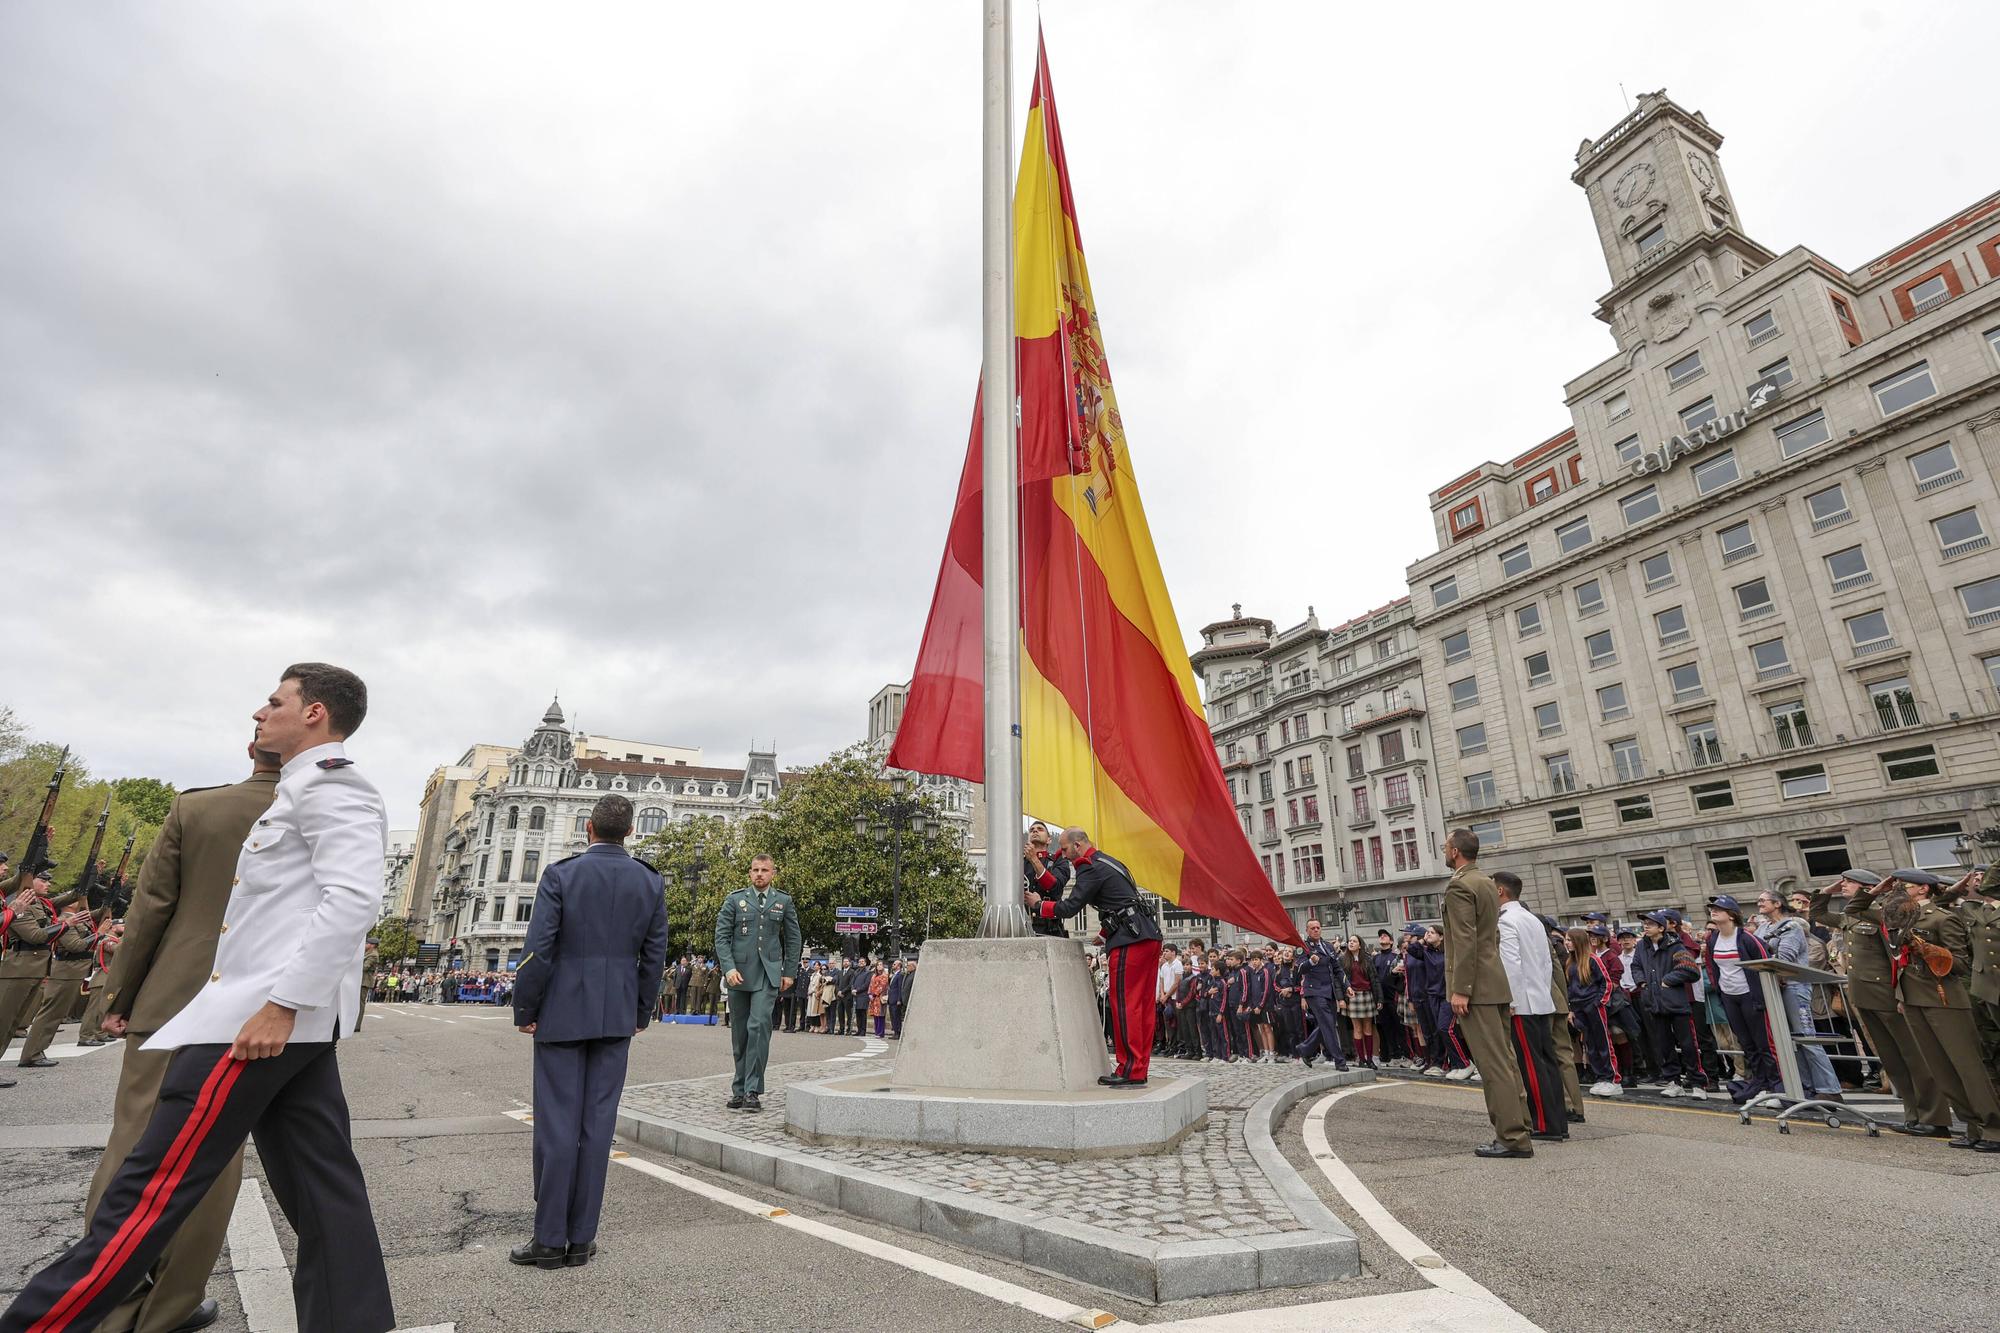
[1630,856,1670,894]
[1718,521,1757,564]
[497,850,513,882]
[1342,744,1363,777]
[1431,576,1460,609]
[1665,349,1705,387]
[1868,675,1919,730]
[1456,723,1488,757]
[1516,604,1543,638]
[1575,579,1606,615]
[1935,507,1989,558]
[1259,771,1275,801]
[1872,362,1937,416]
[1384,773,1411,807]
[1597,682,1630,721]
[1989,325,2000,364]
[1341,702,1358,729]
[1605,390,1631,422]
[1303,793,1320,822]
[1560,865,1599,900]
[1585,630,1617,667]
[1466,819,1503,850]
[1667,662,1704,701]
[572,814,588,835]
[1391,827,1419,872]
[477,852,489,884]
[1464,771,1497,808]
[1909,441,1962,492]
[1655,606,1691,647]
[1798,836,1849,878]
[1906,273,1951,313]
[1449,501,1483,536]
[1256,733,1269,756]
[1614,435,1643,467]
[1621,486,1662,526]
[1545,752,1577,794]
[1882,745,1941,782]
[1616,794,1654,824]
[1637,223,1666,254]
[1973,575,2000,626]
[515,898,534,923]
[1500,544,1533,578]
[1524,651,1553,687]
[1707,846,1756,887]
[1691,450,1739,494]
[1779,764,1830,799]
[1556,517,1593,553]
[1552,806,1584,834]
[1691,779,1735,812]
[1404,892,1444,922]
[1750,637,1792,678]
[1733,578,1774,621]
[1529,473,1558,504]
[1826,545,1872,592]
[1680,397,1718,432]
[1641,551,1675,590]
[1684,720,1722,766]
[1986,653,2000,697]
[1755,357,1795,392]
[1845,609,1894,654]
[521,851,541,882]
[1379,732,1404,765]
[1770,699,1813,749]
[1744,310,1780,346]
[1299,754,1315,784]
[506,806,520,830]
[1806,483,1852,530]
[1351,785,1370,820]
[636,807,669,835]
[1442,630,1471,663]
[1535,701,1563,737]
[1262,808,1278,835]
[1774,409,1830,458]
[1905,823,1965,871]
[1449,676,1480,710]
[483,812,495,839]
[1609,738,1644,782]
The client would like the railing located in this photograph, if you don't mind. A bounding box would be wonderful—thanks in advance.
[1755,663,1796,682]
[1872,695,1921,730]
[1853,637,1900,658]
[1831,572,1875,594]
[1722,543,1760,565]
[1612,756,1646,783]
[1972,608,2000,629]
[1811,509,1854,533]
[1774,722,1814,750]
[1942,535,1992,559]
[1916,469,1965,495]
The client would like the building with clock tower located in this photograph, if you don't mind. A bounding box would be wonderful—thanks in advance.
[1404,89,2000,923]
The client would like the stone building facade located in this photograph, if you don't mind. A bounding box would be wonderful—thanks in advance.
[867,680,987,887]
[1194,599,1451,942]
[1406,90,2000,922]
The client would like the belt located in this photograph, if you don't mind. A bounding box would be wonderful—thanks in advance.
[57,953,94,962]
[6,944,50,953]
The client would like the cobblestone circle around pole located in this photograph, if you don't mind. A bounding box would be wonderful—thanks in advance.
[623,1053,1316,1242]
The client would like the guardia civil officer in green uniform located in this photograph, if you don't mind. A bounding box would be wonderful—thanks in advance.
[1815,868,1951,1135]
[713,853,800,1111]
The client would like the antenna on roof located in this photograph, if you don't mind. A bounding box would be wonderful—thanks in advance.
[1618,82,1630,112]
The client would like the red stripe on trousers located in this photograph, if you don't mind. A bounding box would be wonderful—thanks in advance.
[1513,1016,1547,1133]
[1599,997,1620,1081]
[1106,949,1126,1074]
[34,1051,245,1333]
[1683,1016,1708,1082]
[1115,939,1161,1081]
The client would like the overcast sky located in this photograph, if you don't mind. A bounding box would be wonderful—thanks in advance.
[5,1,1996,828]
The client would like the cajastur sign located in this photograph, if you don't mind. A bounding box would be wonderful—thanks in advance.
[1629,379,1784,477]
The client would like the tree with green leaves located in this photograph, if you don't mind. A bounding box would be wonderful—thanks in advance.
[371,917,423,967]
[111,777,177,828]
[1,737,167,884]
[635,814,748,960]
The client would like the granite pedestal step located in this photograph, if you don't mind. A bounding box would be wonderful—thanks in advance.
[785,1072,1207,1159]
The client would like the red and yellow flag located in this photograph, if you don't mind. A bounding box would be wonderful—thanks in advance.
[890,36,1298,946]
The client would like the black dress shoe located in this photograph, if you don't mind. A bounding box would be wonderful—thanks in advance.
[78,1039,106,1048]
[565,1241,598,1267]
[1473,1140,1534,1159]
[0,1074,15,1088]
[1948,1135,1978,1149]
[1900,1123,1948,1138]
[1530,1132,1569,1143]
[508,1241,569,1270]
[1103,1074,1147,1087]
[1975,1141,2000,1153]
[1097,1073,1123,1085]
[726,1094,745,1109]
[17,1057,57,1069]
[743,1095,763,1112]
[1567,1109,1585,1123]
[1298,1054,1315,1069]
[168,1297,221,1332]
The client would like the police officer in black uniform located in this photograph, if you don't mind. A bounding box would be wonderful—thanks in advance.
[1023,827,1163,1086]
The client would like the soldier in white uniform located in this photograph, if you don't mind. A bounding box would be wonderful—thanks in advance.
[0,664,397,1333]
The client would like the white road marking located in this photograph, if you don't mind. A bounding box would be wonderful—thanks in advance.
[2,1038,114,1060]
[225,1179,299,1333]
[370,1007,457,1025]
[1145,1287,1541,1331]
[605,1148,1116,1328]
[830,1036,890,1062]
[1302,1085,1540,1326]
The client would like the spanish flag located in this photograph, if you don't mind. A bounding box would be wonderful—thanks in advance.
[890,35,1298,946]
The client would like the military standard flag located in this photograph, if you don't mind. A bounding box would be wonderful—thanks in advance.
[890,35,1298,946]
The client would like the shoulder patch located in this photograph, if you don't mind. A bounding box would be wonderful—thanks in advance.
[316,757,354,770]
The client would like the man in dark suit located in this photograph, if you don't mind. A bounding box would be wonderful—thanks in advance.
[510,794,668,1270]
[1292,918,1348,1071]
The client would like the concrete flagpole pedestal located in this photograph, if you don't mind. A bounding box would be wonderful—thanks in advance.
[784,937,1206,1159]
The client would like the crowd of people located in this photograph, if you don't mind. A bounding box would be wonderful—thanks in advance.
[365,968,514,1004]
[654,952,918,1038]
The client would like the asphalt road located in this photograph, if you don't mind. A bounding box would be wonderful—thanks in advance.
[5,1009,1996,1332]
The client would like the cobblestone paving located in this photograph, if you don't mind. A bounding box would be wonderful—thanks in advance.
[623,1054,1320,1242]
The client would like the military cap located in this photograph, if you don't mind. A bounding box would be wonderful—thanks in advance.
[1840,868,1882,886]
[1888,868,1947,887]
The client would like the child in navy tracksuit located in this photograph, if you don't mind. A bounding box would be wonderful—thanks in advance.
[1565,927,1620,1090]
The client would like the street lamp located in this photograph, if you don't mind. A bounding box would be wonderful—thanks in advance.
[1332,883,1352,945]
[855,773,935,962]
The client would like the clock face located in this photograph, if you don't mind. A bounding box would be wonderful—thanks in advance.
[1612,162,1655,209]
[1688,151,1715,189]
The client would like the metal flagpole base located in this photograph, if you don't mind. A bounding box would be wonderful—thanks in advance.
[978,901,1035,939]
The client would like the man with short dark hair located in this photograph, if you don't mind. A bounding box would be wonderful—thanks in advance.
[1293,918,1347,1071]
[714,855,801,1111]
[1442,829,1533,1159]
[1492,871,1565,1143]
[510,793,668,1269]
[1024,827,1163,1086]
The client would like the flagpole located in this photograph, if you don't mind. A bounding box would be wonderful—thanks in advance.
[979,0,1029,939]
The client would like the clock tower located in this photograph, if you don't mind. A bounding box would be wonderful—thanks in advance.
[1570,91,1774,349]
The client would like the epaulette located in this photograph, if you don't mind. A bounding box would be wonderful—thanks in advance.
[316,757,354,770]
[552,852,583,867]
[179,784,227,797]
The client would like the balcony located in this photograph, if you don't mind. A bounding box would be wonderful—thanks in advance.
[1811,507,1854,533]
[1915,467,1965,495]
[1852,636,1900,658]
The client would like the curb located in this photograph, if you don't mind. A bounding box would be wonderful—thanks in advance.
[615,1066,1367,1304]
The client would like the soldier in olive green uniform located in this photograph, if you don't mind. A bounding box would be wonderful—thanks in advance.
[1441,830,1534,1158]
[1544,919,1586,1120]
[1,871,60,1070]
[1872,869,2000,1151]
[1816,868,1951,1135]
[713,854,801,1110]
[77,923,121,1045]
[1958,864,2000,1079]
[17,907,96,1066]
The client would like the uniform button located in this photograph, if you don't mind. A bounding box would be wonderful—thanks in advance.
[220,924,230,934]
[232,877,240,886]
[210,972,221,982]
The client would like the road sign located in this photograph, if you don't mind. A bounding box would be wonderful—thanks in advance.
[834,921,879,934]
[835,907,879,919]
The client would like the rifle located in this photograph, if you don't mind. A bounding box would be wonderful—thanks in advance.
[11,746,68,883]
[76,796,111,912]
[106,832,137,917]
